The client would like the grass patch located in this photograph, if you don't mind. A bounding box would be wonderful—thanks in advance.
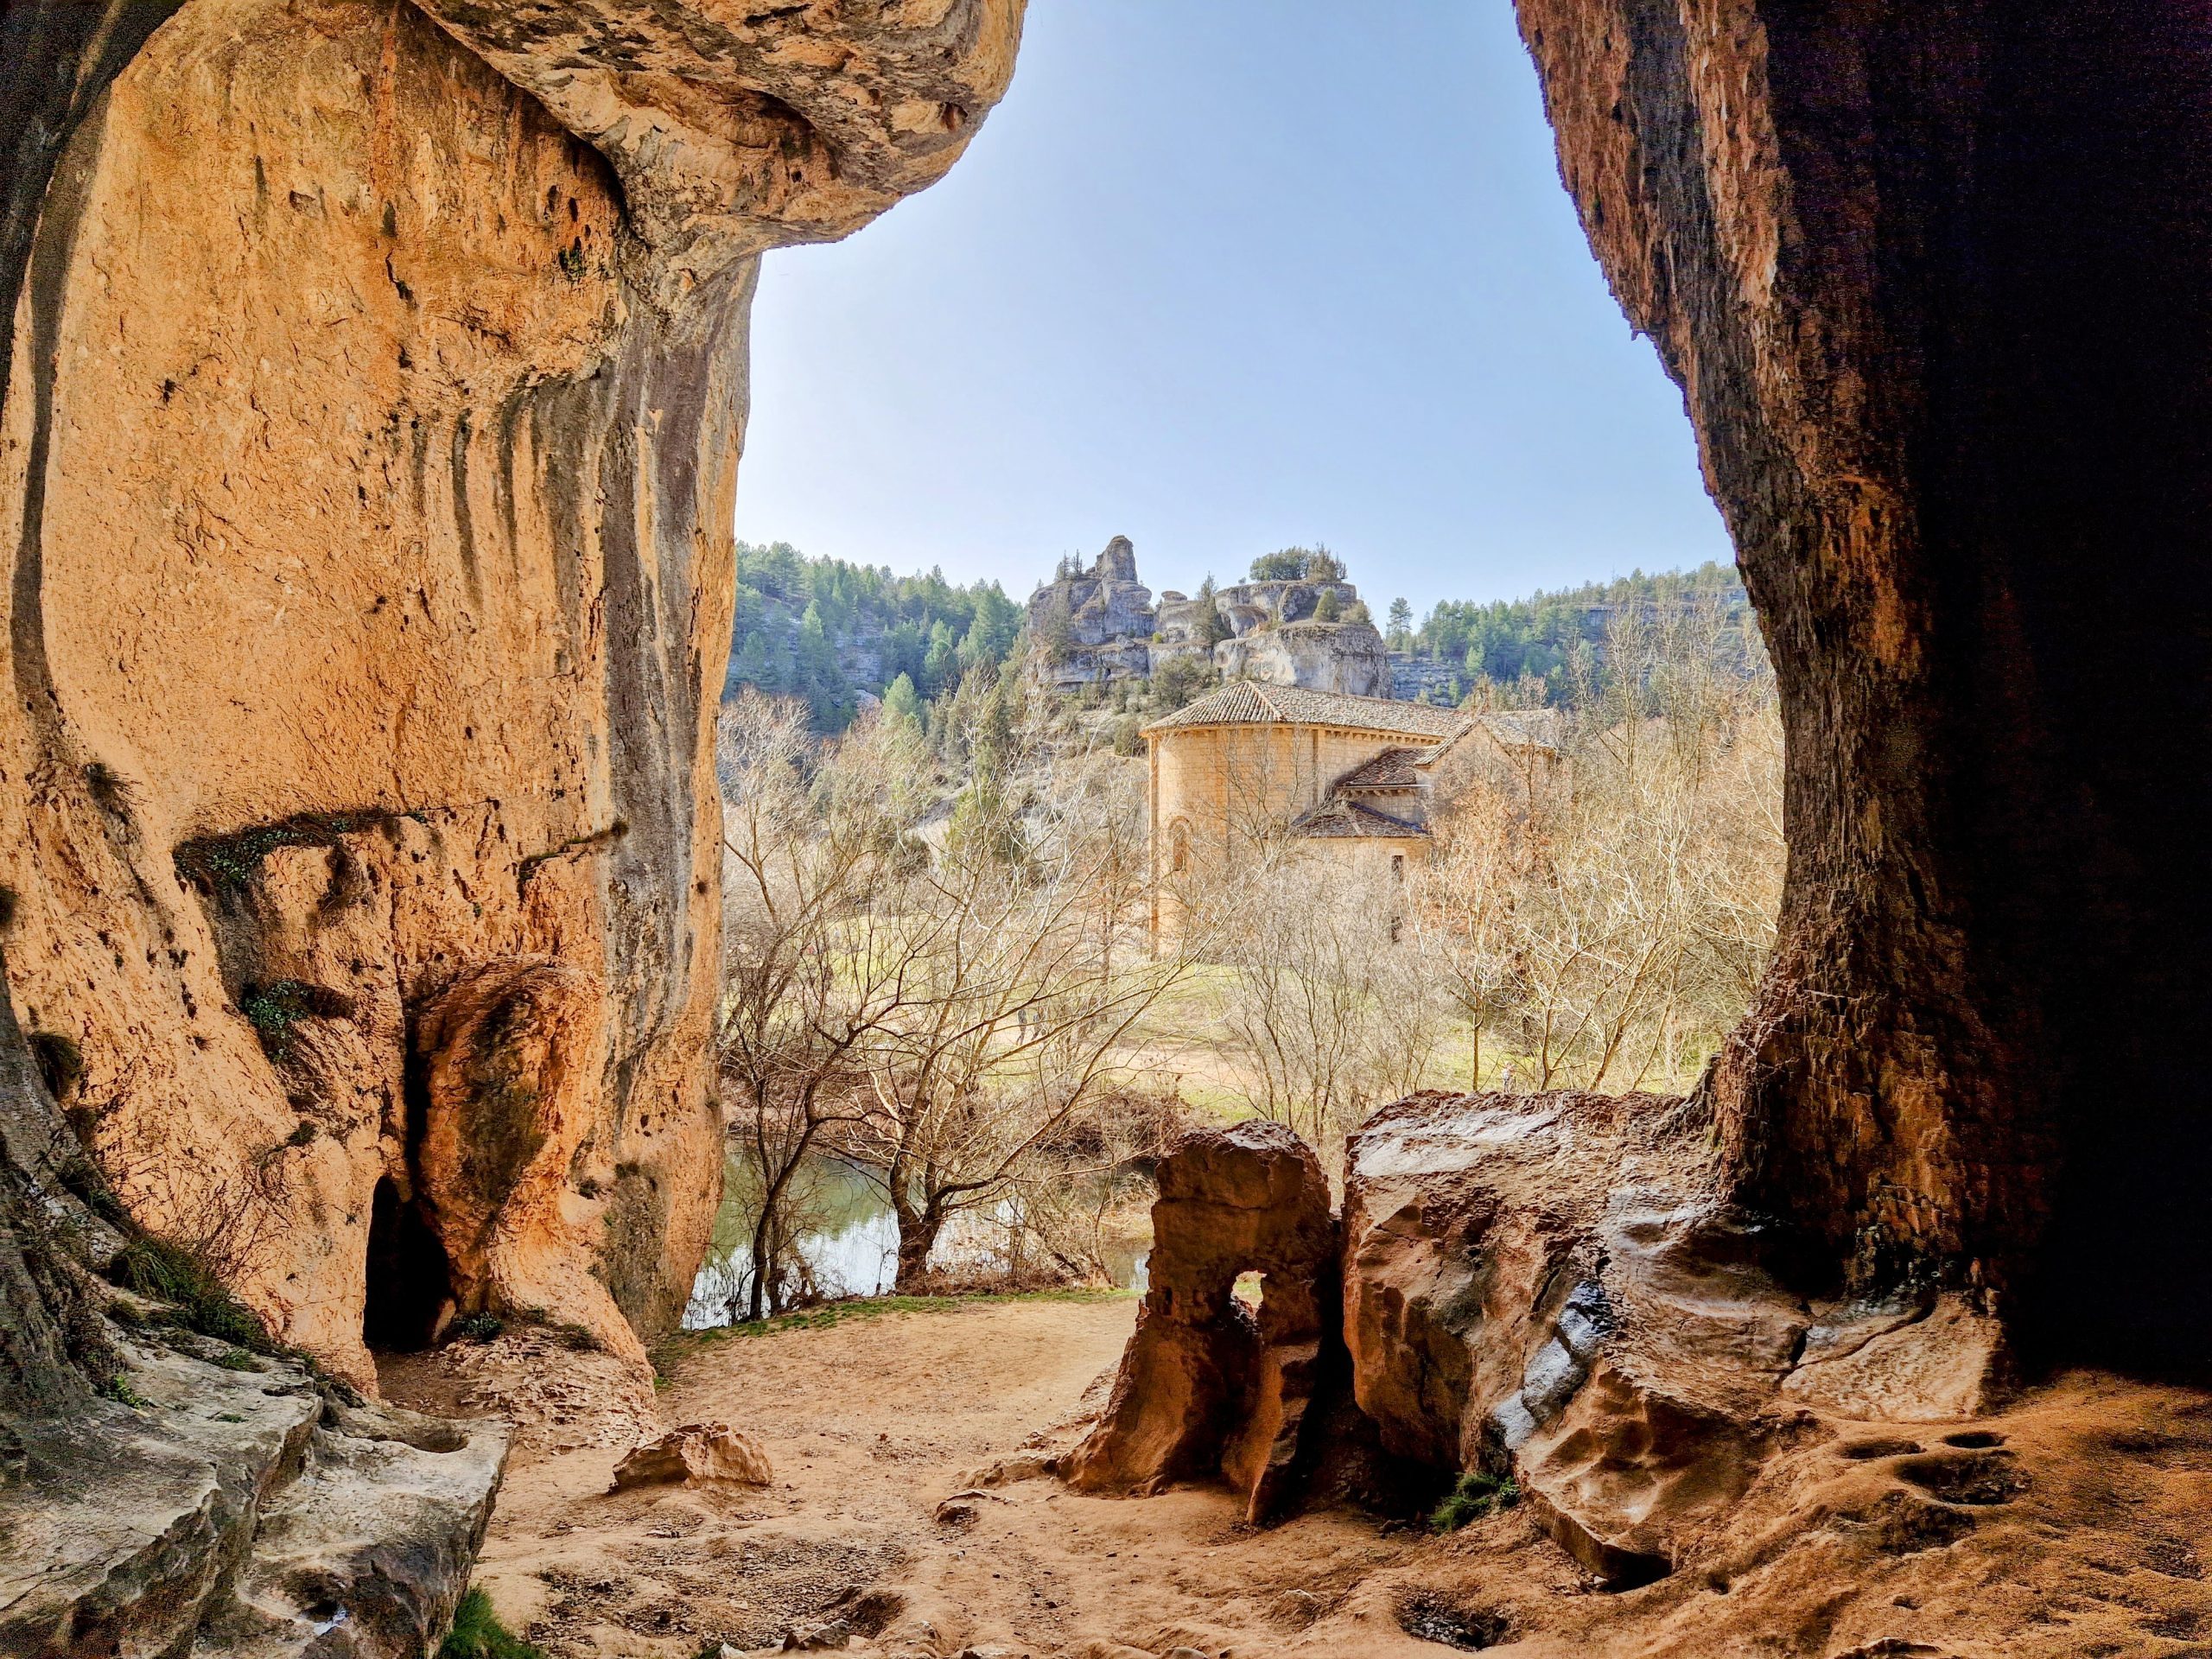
[109,1236,275,1353]
[1430,1470,1520,1532]
[440,1588,545,1659]
[516,820,626,887]
[99,1375,151,1409]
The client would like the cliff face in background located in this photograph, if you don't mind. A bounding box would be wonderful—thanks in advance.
[1513,0,2212,1360]
[1,0,1020,1389]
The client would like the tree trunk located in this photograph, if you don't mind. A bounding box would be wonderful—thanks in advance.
[745,1178,779,1324]
[1514,0,2212,1363]
[892,1200,944,1295]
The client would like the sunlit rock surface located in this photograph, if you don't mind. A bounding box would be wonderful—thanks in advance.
[0,0,1021,1388]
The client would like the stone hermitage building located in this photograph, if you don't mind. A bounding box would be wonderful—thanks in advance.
[1141,682,1557,946]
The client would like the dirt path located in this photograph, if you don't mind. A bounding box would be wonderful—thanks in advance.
[386,1294,1475,1657]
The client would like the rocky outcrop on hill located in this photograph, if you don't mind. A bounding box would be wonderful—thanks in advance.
[1038,543,1390,696]
[0,0,1019,1392]
[1214,620,1389,698]
[1027,537,1156,690]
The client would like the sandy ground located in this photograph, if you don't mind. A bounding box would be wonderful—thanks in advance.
[385,1296,2212,1659]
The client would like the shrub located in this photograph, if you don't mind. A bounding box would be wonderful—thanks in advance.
[109,1236,275,1352]
[1430,1470,1520,1532]
[449,1312,505,1344]
[239,980,353,1062]
[440,1589,545,1659]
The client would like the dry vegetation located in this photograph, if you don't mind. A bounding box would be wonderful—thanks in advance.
[713,599,1780,1304]
[714,680,1183,1318]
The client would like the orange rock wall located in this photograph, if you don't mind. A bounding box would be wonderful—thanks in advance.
[0,0,1020,1386]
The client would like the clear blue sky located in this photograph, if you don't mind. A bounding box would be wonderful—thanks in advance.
[733,1,1732,619]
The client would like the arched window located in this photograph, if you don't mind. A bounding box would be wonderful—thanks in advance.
[1168,819,1192,876]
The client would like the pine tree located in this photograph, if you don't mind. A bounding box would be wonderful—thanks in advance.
[794,601,849,728]
[732,629,773,689]
[1195,575,1228,646]
[881,671,923,729]
[1388,597,1413,647]
[923,619,961,695]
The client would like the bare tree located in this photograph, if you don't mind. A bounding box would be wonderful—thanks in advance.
[1203,848,1445,1161]
[714,692,945,1319]
[833,730,1187,1290]
[1412,595,1783,1092]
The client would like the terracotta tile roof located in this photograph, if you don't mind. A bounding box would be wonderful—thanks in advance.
[1292,798,1429,839]
[1333,747,1423,790]
[1478,709,1562,751]
[1141,681,1471,740]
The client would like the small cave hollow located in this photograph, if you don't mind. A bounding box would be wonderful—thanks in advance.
[363,1174,454,1351]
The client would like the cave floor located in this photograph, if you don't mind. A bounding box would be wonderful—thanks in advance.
[381,1298,2212,1659]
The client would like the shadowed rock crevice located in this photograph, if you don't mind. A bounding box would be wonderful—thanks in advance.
[1514,0,2212,1364]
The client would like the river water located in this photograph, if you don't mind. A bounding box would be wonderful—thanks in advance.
[683,1147,1148,1329]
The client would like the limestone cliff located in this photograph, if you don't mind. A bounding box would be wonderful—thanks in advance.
[0,0,1021,1390]
[1212,620,1389,699]
[1027,534,1156,690]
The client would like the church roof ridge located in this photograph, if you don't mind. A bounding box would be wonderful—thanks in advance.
[1139,681,1470,740]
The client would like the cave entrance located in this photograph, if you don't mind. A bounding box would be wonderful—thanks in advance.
[363,1174,454,1351]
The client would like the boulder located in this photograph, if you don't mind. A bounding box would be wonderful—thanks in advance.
[611,1422,773,1491]
[1341,1090,2010,1585]
[1064,1121,1340,1523]
[0,1331,507,1659]
[414,959,645,1370]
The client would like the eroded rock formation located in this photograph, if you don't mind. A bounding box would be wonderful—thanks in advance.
[1512,0,2212,1360]
[1027,536,1156,690]
[0,957,510,1657]
[1065,1121,1341,1525]
[0,0,1020,1392]
[1211,619,1389,698]
[1083,1101,2011,1585]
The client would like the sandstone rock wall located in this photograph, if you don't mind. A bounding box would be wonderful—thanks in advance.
[1078,1099,2009,1585]
[1512,0,2212,1360]
[1,0,1020,1386]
